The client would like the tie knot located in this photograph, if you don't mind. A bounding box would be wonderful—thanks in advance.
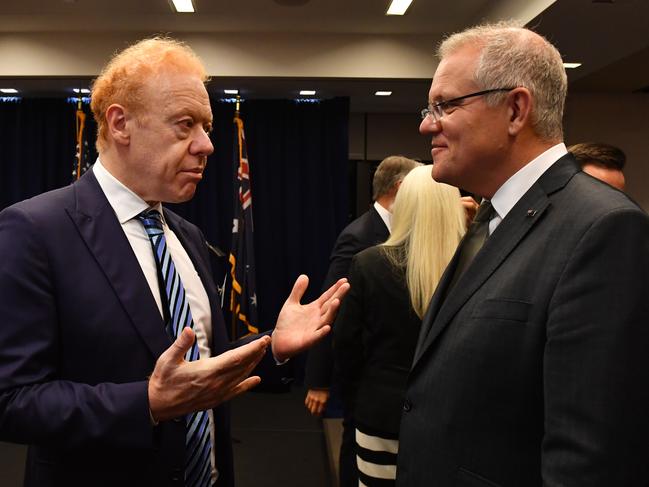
[473,200,495,223]
[138,209,164,232]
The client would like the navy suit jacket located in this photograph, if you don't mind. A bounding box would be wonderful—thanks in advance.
[397,154,649,486]
[304,206,389,389]
[0,170,251,486]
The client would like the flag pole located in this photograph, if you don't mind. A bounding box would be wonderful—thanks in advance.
[231,95,241,339]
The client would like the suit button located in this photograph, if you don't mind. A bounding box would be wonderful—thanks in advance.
[173,417,182,423]
[403,399,412,412]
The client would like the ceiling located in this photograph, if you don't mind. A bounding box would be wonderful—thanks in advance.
[1,0,648,112]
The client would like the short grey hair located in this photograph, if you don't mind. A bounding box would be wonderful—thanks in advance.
[372,155,421,200]
[438,21,567,141]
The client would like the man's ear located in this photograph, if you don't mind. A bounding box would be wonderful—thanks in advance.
[105,104,130,146]
[507,87,533,136]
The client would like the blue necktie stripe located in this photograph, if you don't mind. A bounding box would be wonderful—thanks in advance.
[138,209,212,487]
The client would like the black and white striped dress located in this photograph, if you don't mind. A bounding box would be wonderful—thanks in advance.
[355,424,399,486]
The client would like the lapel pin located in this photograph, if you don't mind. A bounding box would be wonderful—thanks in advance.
[527,209,537,217]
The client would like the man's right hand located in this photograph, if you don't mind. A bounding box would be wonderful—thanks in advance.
[148,327,270,422]
[304,388,330,416]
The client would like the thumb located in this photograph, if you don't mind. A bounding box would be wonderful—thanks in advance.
[163,327,195,364]
[287,274,309,305]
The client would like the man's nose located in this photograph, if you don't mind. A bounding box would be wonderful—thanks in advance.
[192,129,214,157]
[419,116,441,135]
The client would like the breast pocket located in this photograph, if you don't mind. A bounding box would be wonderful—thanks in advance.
[471,298,531,323]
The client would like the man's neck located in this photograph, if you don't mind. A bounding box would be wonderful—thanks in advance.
[374,195,393,212]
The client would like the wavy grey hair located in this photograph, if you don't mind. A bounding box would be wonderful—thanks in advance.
[438,21,567,141]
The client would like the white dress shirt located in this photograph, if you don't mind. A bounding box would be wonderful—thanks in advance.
[92,159,218,482]
[374,201,392,233]
[488,143,568,234]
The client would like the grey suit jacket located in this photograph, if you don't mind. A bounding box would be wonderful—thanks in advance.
[397,154,649,487]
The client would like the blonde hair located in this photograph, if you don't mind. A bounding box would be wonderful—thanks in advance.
[438,21,567,141]
[91,36,208,152]
[382,165,466,318]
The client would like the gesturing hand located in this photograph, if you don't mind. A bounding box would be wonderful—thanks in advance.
[148,328,270,422]
[271,275,350,363]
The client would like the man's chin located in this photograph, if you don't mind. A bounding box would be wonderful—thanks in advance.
[168,185,198,204]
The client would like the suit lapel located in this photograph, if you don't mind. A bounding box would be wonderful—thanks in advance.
[67,171,170,359]
[412,154,579,370]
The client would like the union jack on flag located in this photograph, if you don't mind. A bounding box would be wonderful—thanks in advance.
[228,113,259,338]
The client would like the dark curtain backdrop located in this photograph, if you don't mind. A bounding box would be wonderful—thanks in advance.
[0,97,349,379]
[0,99,98,209]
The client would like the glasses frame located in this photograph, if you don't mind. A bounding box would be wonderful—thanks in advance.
[420,87,516,122]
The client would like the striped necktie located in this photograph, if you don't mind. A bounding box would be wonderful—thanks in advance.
[138,209,213,487]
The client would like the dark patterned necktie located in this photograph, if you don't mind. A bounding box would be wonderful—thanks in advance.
[446,200,495,294]
[138,209,213,487]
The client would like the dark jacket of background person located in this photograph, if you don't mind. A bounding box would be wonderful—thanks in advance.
[304,205,389,389]
[334,246,420,435]
[334,164,466,440]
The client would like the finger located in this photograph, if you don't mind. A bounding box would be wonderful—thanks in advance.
[321,296,344,325]
[316,277,348,306]
[286,274,309,305]
[322,281,350,312]
[302,325,332,349]
[160,327,196,366]
[209,336,270,377]
[222,375,262,403]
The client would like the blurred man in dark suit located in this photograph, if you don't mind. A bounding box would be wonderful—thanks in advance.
[569,142,626,191]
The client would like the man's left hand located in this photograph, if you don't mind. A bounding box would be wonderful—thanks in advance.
[271,275,349,362]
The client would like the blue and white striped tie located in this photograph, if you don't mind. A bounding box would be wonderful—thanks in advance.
[138,209,213,487]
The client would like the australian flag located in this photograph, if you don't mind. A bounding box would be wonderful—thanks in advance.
[229,113,259,338]
[72,102,91,182]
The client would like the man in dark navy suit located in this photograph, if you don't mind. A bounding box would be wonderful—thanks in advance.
[0,37,348,487]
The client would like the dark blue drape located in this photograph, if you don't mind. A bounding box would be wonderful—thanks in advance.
[0,97,349,375]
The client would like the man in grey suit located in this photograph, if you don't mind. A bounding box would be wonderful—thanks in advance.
[397,22,649,486]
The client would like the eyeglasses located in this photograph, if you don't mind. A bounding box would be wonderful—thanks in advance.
[420,87,516,122]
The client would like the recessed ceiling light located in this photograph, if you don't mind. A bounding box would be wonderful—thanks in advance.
[386,0,413,15]
[563,62,582,69]
[72,88,90,94]
[375,91,392,96]
[299,90,316,96]
[0,88,18,94]
[224,89,239,95]
[170,0,195,13]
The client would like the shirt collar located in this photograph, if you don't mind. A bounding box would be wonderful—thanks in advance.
[373,200,392,233]
[490,143,567,221]
[92,158,164,224]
